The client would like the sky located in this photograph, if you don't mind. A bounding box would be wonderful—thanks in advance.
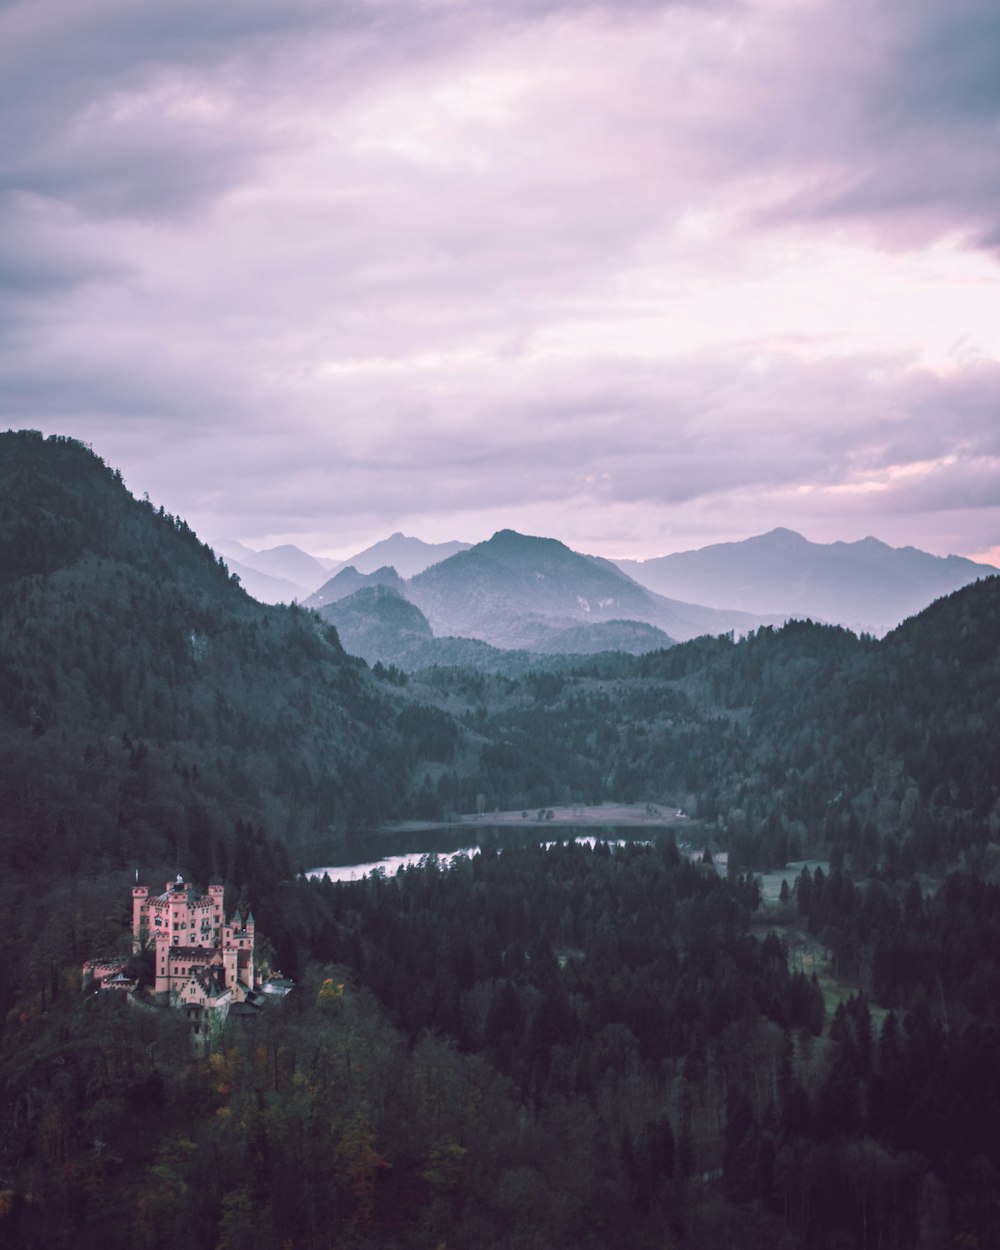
[2,0,999,564]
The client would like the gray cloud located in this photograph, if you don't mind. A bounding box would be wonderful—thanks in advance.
[0,0,997,561]
[0,193,133,309]
[21,346,994,557]
[739,1,1000,250]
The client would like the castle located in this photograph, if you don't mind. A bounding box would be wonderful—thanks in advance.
[84,876,261,1033]
[132,875,260,1009]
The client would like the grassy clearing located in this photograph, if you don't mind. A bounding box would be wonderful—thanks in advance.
[755,860,829,903]
[751,913,890,1038]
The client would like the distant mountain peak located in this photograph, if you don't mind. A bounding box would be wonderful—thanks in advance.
[406,524,773,649]
[486,528,556,548]
[208,539,331,601]
[760,527,807,545]
[328,533,471,580]
[305,564,405,609]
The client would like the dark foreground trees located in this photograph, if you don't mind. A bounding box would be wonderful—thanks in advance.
[7,843,1000,1248]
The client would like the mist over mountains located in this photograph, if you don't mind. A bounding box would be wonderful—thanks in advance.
[304,530,778,665]
[217,533,470,603]
[616,527,996,634]
[218,521,996,668]
[300,526,997,670]
[320,584,677,673]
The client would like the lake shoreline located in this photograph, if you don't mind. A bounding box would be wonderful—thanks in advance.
[381,800,692,836]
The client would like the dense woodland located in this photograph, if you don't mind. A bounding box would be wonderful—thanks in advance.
[409,600,1000,879]
[2,432,1000,1247]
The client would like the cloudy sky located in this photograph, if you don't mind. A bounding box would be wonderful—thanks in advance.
[2,0,999,563]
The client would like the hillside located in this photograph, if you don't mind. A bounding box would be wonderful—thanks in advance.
[0,432,441,890]
[317,584,434,663]
[409,576,1000,874]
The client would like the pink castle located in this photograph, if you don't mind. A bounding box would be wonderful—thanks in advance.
[131,875,260,1009]
[82,876,266,1043]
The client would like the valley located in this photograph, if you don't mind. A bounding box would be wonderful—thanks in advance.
[1,432,999,1250]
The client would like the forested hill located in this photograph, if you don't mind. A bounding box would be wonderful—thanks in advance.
[5,430,999,892]
[413,576,1000,874]
[0,431,428,884]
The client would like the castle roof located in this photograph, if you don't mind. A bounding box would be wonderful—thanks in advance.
[192,964,229,998]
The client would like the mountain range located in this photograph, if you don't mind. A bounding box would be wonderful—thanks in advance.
[303,529,778,666]
[214,533,470,603]
[217,524,997,664]
[616,527,997,634]
[4,428,1000,898]
[320,584,677,672]
[304,525,998,669]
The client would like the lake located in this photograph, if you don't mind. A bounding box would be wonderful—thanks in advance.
[306,825,711,882]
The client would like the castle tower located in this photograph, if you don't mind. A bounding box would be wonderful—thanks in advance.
[245,911,256,988]
[132,884,149,952]
[153,930,172,998]
[208,884,225,942]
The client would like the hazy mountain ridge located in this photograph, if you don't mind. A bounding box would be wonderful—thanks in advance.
[218,524,991,638]
[617,526,998,632]
[320,583,676,672]
[398,529,775,651]
[311,523,993,663]
[309,564,407,607]
[212,533,471,604]
[211,538,331,601]
[326,531,471,580]
[219,554,309,603]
